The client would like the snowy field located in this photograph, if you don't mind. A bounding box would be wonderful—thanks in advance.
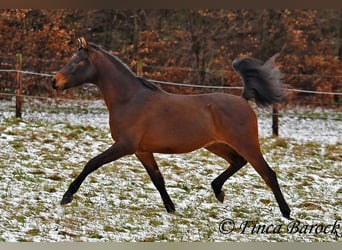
[0,98,341,242]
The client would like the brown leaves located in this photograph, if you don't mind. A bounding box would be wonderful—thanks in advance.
[0,10,341,105]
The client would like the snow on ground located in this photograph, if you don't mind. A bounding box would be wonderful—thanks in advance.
[257,107,341,145]
[0,99,341,242]
[1,99,340,144]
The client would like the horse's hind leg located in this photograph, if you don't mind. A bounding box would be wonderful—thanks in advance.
[135,152,175,213]
[229,138,291,219]
[249,155,291,219]
[205,143,247,202]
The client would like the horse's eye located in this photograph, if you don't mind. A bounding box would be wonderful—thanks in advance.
[78,61,86,66]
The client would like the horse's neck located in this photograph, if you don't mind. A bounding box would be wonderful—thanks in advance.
[95,60,141,109]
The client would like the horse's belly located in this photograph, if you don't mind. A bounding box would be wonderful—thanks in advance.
[138,121,215,154]
[138,140,210,154]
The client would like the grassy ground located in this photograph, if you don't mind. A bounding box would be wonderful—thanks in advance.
[0,100,341,242]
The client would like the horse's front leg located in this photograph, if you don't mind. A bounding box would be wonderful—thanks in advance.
[136,152,175,212]
[61,142,135,205]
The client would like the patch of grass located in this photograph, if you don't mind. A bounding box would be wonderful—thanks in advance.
[15,216,26,224]
[43,139,55,144]
[149,219,164,227]
[43,184,57,193]
[208,210,218,219]
[70,170,80,178]
[177,183,190,193]
[26,228,40,237]
[103,225,115,233]
[58,230,80,238]
[298,202,322,210]
[143,237,155,242]
[269,137,289,149]
[155,233,169,241]
[9,140,24,150]
[17,238,31,242]
[29,169,46,175]
[292,141,321,158]
[325,143,342,161]
[49,173,63,181]
[260,198,272,205]
[88,230,103,239]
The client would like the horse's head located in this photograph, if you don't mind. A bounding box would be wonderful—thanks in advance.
[52,37,97,91]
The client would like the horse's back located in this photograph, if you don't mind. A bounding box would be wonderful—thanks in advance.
[157,91,257,128]
[197,92,256,120]
[196,92,259,141]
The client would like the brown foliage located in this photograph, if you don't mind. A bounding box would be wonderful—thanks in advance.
[0,9,341,105]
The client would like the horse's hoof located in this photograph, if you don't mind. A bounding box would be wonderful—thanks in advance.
[216,191,225,203]
[61,194,73,205]
[282,211,292,220]
[165,203,176,213]
[281,206,291,219]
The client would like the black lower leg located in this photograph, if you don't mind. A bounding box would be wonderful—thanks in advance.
[211,161,246,202]
[206,144,247,203]
[61,143,133,205]
[268,169,291,219]
[136,152,175,212]
[256,162,291,219]
[61,174,88,205]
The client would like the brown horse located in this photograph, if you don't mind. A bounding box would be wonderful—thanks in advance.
[52,37,291,218]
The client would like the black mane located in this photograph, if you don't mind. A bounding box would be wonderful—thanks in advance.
[89,43,136,75]
[136,77,161,91]
[88,43,161,92]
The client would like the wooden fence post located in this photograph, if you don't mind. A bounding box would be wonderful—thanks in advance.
[272,103,279,136]
[15,53,23,118]
[137,59,143,77]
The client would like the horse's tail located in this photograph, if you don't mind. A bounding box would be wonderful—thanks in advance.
[232,54,287,107]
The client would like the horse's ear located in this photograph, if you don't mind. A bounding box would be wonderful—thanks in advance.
[78,37,88,50]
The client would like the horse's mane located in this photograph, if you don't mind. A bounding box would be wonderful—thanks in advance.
[89,43,135,75]
[89,43,161,92]
[136,77,162,91]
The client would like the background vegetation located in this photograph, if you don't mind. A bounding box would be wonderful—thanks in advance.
[0,10,341,242]
[0,9,341,105]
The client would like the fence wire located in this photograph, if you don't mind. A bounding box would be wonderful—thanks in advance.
[1,68,342,96]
